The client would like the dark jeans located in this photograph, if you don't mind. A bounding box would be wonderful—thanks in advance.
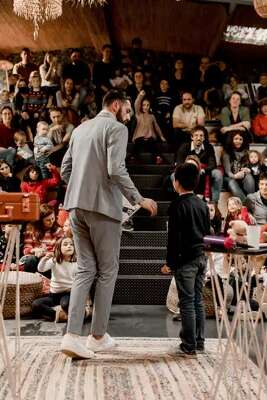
[224,175,255,204]
[32,291,70,319]
[175,255,207,351]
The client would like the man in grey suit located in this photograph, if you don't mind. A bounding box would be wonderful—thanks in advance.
[60,90,157,358]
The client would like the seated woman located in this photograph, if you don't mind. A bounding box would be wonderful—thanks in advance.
[21,203,63,274]
[222,74,249,102]
[56,78,80,126]
[223,130,255,203]
[220,91,251,141]
[39,52,61,99]
[252,98,267,143]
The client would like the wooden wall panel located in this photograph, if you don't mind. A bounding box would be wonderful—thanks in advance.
[108,0,228,55]
[0,2,110,53]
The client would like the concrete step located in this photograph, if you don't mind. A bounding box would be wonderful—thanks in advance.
[120,246,166,260]
[121,231,167,247]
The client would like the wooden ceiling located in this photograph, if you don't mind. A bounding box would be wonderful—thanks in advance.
[0,0,265,57]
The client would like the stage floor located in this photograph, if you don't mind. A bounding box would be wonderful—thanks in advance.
[4,305,219,338]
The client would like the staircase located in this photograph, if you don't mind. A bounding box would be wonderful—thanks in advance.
[113,143,175,305]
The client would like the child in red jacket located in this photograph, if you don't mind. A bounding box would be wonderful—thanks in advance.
[21,163,60,204]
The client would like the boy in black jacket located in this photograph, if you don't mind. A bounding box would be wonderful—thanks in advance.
[166,162,210,356]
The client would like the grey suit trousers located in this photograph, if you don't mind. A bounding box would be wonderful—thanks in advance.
[67,208,121,336]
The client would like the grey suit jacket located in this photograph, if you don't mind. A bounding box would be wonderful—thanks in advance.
[61,110,143,222]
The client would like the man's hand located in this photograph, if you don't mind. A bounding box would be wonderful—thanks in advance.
[161,264,171,274]
[139,198,157,216]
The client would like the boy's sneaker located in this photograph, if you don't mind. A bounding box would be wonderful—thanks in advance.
[176,343,197,358]
[196,345,205,354]
[60,333,94,359]
[86,333,116,352]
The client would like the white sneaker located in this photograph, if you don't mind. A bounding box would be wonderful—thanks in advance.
[86,333,116,352]
[61,333,95,359]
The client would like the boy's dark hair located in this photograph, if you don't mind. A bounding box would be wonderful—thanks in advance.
[174,163,199,191]
[259,171,267,182]
[102,90,127,107]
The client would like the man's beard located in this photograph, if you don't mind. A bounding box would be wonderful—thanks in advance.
[116,108,125,124]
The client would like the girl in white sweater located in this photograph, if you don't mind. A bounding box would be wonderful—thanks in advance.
[32,236,77,322]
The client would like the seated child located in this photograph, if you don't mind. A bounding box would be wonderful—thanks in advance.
[32,237,77,322]
[14,130,34,172]
[21,163,60,204]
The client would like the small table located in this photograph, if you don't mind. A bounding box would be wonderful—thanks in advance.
[206,246,267,399]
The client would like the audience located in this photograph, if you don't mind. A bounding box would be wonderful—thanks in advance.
[1,43,267,324]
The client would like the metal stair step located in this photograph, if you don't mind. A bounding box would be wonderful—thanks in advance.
[121,231,167,247]
[119,260,164,275]
[139,188,175,201]
[130,174,163,188]
[128,152,175,164]
[113,275,172,305]
[127,142,175,153]
[120,246,166,260]
[127,164,171,175]
[133,216,168,231]
[136,201,170,216]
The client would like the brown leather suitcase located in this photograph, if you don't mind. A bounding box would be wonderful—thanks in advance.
[0,193,40,223]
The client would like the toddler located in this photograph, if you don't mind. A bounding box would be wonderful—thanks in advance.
[14,131,34,163]
[247,150,263,189]
[34,121,53,178]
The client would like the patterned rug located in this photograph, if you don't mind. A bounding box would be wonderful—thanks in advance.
[0,337,266,400]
